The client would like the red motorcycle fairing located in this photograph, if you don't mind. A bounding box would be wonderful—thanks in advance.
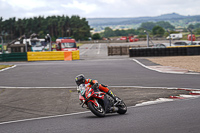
[79,95,85,101]
[85,87,94,100]
[87,99,99,107]
[93,92,105,99]
[87,92,105,107]
[79,86,105,107]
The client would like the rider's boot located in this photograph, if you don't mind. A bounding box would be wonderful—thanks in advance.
[99,84,121,104]
[107,90,120,105]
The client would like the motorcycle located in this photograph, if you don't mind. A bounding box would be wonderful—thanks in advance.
[78,84,127,117]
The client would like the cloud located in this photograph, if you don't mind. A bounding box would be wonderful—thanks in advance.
[2,0,46,11]
[61,1,98,14]
[0,0,200,20]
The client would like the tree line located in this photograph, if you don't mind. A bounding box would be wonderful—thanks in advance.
[96,21,174,39]
[92,21,200,39]
[0,15,91,42]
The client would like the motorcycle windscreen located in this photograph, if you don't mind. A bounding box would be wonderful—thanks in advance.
[78,84,86,96]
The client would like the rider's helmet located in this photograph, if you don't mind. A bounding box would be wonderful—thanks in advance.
[75,74,85,86]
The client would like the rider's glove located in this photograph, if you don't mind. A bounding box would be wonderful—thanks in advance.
[92,83,98,89]
[77,86,80,93]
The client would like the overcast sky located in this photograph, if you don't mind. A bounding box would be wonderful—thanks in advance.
[1,0,200,20]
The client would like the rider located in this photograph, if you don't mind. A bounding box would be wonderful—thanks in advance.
[75,74,119,103]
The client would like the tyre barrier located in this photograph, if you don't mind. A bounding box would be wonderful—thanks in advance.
[129,47,200,57]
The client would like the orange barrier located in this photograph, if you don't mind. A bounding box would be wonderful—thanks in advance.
[64,51,72,61]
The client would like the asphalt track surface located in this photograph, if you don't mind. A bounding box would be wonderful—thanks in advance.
[1,97,200,133]
[0,43,199,89]
[0,57,199,89]
[0,43,200,133]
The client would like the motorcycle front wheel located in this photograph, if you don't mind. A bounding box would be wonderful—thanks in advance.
[88,101,105,117]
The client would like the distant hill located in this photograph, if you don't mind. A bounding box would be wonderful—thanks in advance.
[87,13,200,31]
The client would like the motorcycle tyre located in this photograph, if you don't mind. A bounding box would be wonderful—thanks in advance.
[116,98,127,114]
[88,102,105,117]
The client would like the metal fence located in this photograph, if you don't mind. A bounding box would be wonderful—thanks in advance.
[108,46,146,56]
[108,46,130,55]
[0,53,27,62]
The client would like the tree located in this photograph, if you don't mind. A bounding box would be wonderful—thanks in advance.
[114,29,121,36]
[0,15,91,41]
[140,22,156,30]
[194,28,200,35]
[188,24,195,30]
[16,18,24,36]
[92,33,101,40]
[194,23,200,29]
[103,27,115,37]
[152,26,165,37]
[156,21,175,30]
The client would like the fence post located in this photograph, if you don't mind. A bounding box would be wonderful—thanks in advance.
[120,46,122,55]
[110,46,111,56]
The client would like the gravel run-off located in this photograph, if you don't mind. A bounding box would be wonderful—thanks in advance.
[147,56,200,72]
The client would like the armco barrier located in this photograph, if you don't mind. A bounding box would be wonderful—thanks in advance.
[27,51,65,61]
[27,51,80,61]
[0,53,27,62]
[0,51,80,62]
[129,46,200,57]
[72,50,80,60]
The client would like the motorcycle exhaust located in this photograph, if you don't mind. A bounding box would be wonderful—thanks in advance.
[110,107,118,112]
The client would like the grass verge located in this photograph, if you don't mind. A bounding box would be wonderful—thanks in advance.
[0,65,13,70]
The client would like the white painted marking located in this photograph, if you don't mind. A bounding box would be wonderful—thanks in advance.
[179,95,200,98]
[0,65,16,72]
[80,44,94,55]
[135,98,173,106]
[97,44,101,54]
[191,91,200,93]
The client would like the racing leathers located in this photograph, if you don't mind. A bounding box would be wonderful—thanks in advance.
[83,78,118,103]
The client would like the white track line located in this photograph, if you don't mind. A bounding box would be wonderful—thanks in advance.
[0,86,199,91]
[0,86,76,89]
[0,111,90,125]
[97,44,101,54]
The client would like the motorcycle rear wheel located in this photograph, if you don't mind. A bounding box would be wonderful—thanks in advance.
[88,102,105,117]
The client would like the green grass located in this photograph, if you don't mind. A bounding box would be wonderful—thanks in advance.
[0,65,13,70]
[77,43,83,47]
